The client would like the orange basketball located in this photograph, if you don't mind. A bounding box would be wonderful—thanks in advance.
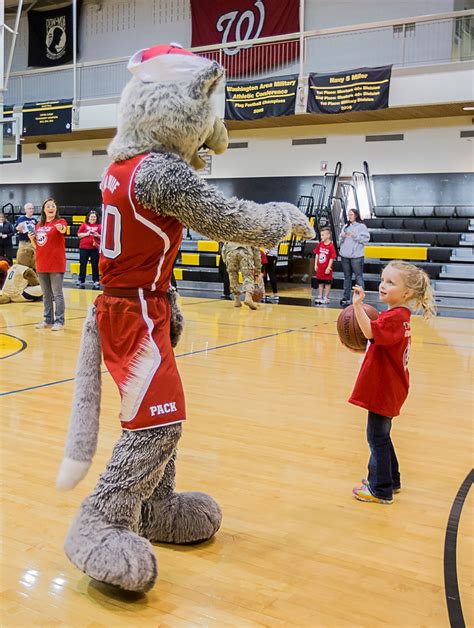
[337,304,379,352]
[252,285,264,302]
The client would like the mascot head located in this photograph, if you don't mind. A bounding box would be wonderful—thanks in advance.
[16,245,36,269]
[108,44,229,169]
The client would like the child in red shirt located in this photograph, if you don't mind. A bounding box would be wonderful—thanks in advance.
[28,198,68,331]
[312,227,336,305]
[349,261,436,504]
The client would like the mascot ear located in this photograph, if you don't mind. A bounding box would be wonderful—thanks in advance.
[188,62,225,100]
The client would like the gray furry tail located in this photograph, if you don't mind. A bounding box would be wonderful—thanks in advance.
[167,287,185,348]
[56,304,102,490]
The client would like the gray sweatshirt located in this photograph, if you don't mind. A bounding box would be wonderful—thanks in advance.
[338,221,370,258]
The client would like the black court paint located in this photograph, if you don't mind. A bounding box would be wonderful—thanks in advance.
[444,469,473,628]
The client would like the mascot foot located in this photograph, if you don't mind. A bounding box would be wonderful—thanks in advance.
[65,501,157,592]
[141,492,222,544]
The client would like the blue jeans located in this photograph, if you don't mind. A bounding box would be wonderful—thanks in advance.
[38,272,65,325]
[367,412,401,500]
[341,256,365,301]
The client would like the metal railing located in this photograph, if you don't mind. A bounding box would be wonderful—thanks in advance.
[4,11,473,106]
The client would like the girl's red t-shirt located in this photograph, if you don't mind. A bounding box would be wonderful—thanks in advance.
[35,218,68,273]
[349,307,412,417]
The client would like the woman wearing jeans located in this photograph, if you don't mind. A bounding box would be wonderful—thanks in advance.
[339,208,370,307]
[29,198,67,331]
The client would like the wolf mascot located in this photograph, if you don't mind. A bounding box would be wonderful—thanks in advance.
[56,44,314,593]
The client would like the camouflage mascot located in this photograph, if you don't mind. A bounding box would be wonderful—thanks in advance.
[56,44,314,593]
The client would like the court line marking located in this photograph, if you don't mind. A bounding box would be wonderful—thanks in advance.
[444,468,473,628]
[0,324,319,396]
[0,333,27,360]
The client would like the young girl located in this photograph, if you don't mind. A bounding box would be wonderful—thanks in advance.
[29,198,68,331]
[349,261,436,504]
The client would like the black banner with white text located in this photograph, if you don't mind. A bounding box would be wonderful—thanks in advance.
[28,3,80,68]
[22,100,73,136]
[307,66,392,114]
[225,75,298,121]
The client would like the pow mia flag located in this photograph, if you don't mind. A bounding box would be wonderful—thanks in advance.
[28,4,79,68]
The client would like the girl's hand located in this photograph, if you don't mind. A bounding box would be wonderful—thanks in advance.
[352,285,365,305]
[55,224,66,233]
[28,232,35,241]
[325,267,331,275]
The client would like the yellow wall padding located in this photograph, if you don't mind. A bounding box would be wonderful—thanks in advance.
[197,240,219,252]
[72,215,86,224]
[173,267,183,281]
[181,252,200,266]
[215,255,220,266]
[364,246,427,261]
[279,242,289,255]
[70,263,92,274]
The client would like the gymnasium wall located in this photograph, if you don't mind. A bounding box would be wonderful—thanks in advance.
[1,116,472,208]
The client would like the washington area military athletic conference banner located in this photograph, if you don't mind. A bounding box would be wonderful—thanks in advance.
[225,75,298,121]
[28,3,79,67]
[190,0,299,77]
[307,66,392,114]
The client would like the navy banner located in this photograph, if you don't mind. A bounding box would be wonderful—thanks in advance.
[225,75,298,121]
[307,66,392,114]
[22,100,73,136]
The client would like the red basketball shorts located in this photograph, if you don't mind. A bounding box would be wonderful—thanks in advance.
[95,290,186,431]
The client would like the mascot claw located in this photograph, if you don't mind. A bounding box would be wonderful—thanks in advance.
[56,458,92,491]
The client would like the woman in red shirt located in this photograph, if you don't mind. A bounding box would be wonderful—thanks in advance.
[28,198,68,331]
[349,261,436,504]
[77,210,102,289]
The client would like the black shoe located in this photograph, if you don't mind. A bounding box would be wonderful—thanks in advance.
[340,299,351,307]
[79,283,85,290]
[220,294,232,300]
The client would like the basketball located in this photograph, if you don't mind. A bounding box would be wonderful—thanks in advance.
[337,304,379,352]
[252,285,265,302]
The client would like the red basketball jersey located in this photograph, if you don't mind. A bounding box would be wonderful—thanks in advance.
[99,154,183,290]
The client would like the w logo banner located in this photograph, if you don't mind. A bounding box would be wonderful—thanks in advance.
[191,0,299,77]
[28,3,80,68]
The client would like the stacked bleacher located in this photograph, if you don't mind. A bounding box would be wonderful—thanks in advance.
[331,205,474,305]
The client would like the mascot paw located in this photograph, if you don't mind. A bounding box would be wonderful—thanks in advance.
[141,491,222,544]
[65,501,157,592]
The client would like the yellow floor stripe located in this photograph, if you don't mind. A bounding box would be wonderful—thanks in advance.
[364,246,427,261]
[197,241,219,252]
[181,252,200,266]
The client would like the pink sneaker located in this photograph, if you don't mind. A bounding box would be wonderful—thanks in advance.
[352,486,393,505]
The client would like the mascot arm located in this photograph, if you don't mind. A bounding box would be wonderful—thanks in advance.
[23,268,40,286]
[167,286,184,348]
[135,154,315,246]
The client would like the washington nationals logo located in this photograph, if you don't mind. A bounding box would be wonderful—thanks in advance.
[217,1,265,56]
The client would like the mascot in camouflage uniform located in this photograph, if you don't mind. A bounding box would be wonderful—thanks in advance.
[56,44,314,593]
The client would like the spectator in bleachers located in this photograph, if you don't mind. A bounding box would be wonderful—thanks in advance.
[0,213,15,264]
[339,209,370,307]
[77,210,102,290]
[28,198,67,331]
[15,202,37,249]
[263,244,279,302]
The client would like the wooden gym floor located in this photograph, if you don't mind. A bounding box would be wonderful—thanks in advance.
[0,289,472,627]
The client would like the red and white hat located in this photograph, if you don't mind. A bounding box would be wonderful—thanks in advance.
[128,43,212,84]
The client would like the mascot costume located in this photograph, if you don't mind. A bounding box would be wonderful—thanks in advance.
[0,246,42,303]
[56,44,314,593]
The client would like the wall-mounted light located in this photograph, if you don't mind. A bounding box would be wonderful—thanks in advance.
[462,106,474,111]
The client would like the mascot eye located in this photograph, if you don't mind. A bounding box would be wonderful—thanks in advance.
[200,143,209,151]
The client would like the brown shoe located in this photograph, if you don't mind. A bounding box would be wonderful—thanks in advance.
[244,293,258,310]
[234,298,242,307]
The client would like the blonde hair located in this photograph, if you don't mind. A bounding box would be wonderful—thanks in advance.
[386,261,436,318]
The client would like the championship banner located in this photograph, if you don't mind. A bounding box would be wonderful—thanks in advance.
[307,66,392,114]
[22,100,73,136]
[28,3,79,67]
[225,75,297,121]
[191,0,299,76]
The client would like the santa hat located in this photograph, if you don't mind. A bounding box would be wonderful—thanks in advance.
[128,43,213,84]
